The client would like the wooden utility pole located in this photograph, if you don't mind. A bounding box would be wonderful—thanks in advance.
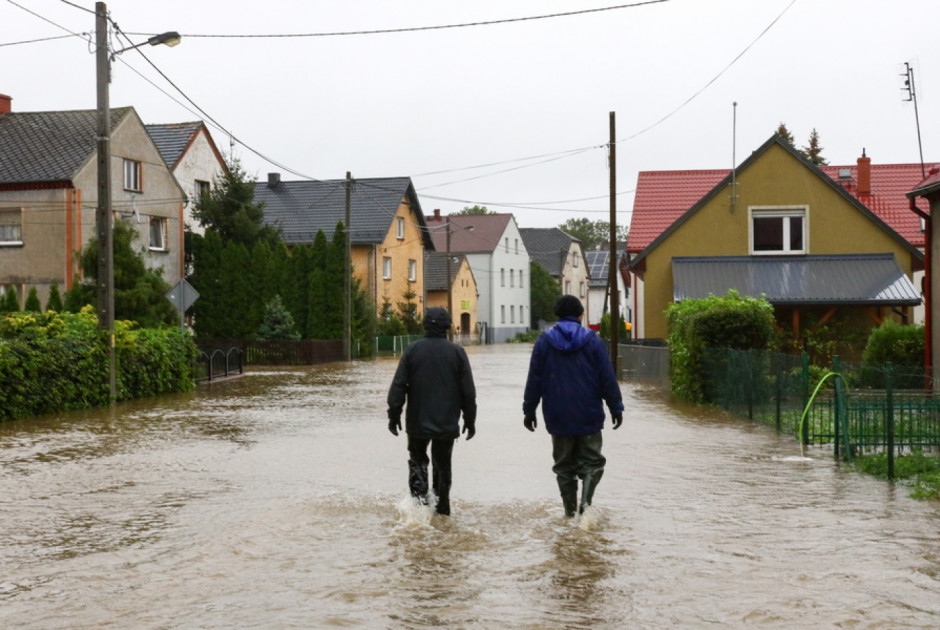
[608,111,619,371]
[344,172,352,361]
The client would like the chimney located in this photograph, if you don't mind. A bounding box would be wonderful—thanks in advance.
[267,172,280,188]
[433,208,441,220]
[0,94,11,115]
[857,149,871,196]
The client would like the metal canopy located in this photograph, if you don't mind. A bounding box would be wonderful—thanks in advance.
[672,254,921,306]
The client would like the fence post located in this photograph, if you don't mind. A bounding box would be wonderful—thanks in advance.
[801,353,810,444]
[886,362,895,481]
[833,355,842,460]
[774,352,782,432]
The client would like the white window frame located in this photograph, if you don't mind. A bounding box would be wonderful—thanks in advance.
[519,269,524,288]
[510,268,515,288]
[504,237,509,253]
[501,268,505,287]
[749,206,808,255]
[0,208,23,246]
[396,217,405,240]
[382,257,392,280]
[408,259,417,282]
[510,305,515,324]
[194,179,211,201]
[565,280,571,295]
[580,281,586,298]
[573,252,580,267]
[149,216,168,251]
[500,305,506,324]
[123,158,142,192]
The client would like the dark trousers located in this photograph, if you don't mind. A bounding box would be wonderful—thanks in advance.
[407,435,455,515]
[552,431,606,515]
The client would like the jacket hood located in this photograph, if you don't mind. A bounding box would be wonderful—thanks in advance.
[544,317,595,352]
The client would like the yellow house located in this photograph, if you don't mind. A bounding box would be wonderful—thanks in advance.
[255,175,433,315]
[628,135,925,341]
[424,252,478,338]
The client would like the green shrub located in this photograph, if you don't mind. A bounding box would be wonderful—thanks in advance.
[857,320,925,389]
[666,290,775,403]
[0,308,197,422]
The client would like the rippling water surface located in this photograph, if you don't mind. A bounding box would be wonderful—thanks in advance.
[1,344,938,629]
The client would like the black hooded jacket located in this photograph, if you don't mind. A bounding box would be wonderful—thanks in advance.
[387,314,477,439]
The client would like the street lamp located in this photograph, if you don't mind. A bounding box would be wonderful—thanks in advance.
[95,1,179,398]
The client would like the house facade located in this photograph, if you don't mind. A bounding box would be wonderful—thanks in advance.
[627,135,926,341]
[255,175,433,315]
[584,246,629,331]
[520,227,591,326]
[426,210,530,343]
[424,252,478,340]
[0,96,185,307]
[146,121,227,235]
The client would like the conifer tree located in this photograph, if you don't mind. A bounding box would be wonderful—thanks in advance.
[255,294,301,340]
[24,287,42,312]
[46,283,64,312]
[0,287,19,313]
[802,128,828,165]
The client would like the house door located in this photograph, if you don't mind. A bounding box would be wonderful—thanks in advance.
[460,313,471,336]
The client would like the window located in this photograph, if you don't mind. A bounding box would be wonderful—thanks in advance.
[501,305,506,324]
[194,179,211,201]
[408,259,417,282]
[515,238,519,254]
[750,207,807,255]
[565,280,571,295]
[573,252,580,267]
[580,282,586,298]
[501,268,505,287]
[396,217,405,240]
[149,217,167,251]
[519,269,524,288]
[510,305,515,324]
[123,159,142,192]
[510,268,515,288]
[504,237,509,253]
[382,257,392,280]
[0,208,23,245]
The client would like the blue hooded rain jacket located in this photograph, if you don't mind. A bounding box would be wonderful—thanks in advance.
[522,317,624,437]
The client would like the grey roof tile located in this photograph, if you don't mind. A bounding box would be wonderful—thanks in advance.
[254,176,432,248]
[0,107,132,183]
[519,227,580,276]
[146,121,202,169]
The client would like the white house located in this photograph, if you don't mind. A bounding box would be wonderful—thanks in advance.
[426,210,530,343]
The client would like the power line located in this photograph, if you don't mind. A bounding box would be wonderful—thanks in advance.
[127,1,670,39]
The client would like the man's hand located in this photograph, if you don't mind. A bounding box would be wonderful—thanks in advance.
[523,414,537,432]
[387,409,402,436]
[612,414,623,430]
[462,421,476,440]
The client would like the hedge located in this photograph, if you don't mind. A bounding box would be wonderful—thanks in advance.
[0,307,198,422]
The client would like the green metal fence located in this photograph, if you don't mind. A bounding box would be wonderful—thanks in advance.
[697,349,940,474]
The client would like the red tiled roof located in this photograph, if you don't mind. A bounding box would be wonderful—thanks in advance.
[629,162,936,254]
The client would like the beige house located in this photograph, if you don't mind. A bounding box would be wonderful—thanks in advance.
[255,175,433,315]
[146,121,228,235]
[520,227,590,325]
[424,252,479,338]
[0,95,185,306]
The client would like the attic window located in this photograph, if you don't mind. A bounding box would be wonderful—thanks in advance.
[838,168,852,179]
[396,217,404,240]
[123,159,142,192]
[749,206,807,255]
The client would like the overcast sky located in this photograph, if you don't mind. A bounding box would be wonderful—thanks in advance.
[3,0,938,229]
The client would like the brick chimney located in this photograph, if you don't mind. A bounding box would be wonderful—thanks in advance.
[857,149,871,196]
[0,94,11,115]
[433,208,441,220]
[267,172,280,188]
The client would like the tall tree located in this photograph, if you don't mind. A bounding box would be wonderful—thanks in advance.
[79,222,177,327]
[191,158,280,248]
[802,128,828,165]
[557,218,628,251]
[452,205,494,215]
[775,122,795,146]
[530,260,562,327]
[46,283,63,312]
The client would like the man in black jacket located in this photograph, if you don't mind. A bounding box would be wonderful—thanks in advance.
[387,307,477,516]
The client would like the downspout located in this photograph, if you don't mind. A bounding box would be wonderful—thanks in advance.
[909,197,931,378]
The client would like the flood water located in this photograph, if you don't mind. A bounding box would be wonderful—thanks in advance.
[1,344,938,629]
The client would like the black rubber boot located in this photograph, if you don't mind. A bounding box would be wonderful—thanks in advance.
[557,477,579,517]
[579,470,604,514]
[408,459,429,505]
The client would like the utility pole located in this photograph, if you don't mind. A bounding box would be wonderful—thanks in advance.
[446,218,453,318]
[901,63,926,178]
[344,172,352,361]
[608,111,619,372]
[95,2,116,399]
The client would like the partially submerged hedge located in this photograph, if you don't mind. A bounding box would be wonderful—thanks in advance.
[0,307,198,421]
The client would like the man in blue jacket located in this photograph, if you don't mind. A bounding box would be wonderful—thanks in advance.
[387,307,477,516]
[523,295,624,517]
